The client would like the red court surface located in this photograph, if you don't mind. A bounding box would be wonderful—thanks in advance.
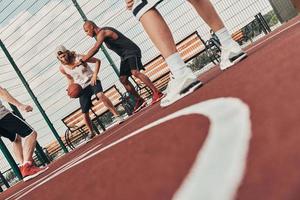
[2,17,300,200]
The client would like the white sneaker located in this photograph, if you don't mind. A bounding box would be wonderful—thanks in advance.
[160,69,202,107]
[220,42,247,70]
[85,132,96,142]
[114,115,124,124]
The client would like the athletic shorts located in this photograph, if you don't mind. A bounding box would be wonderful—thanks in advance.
[132,0,163,20]
[0,113,35,142]
[79,80,103,113]
[120,56,145,77]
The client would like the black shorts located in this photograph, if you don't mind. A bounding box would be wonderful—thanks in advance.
[120,56,145,77]
[79,80,103,113]
[0,113,35,142]
[132,0,164,20]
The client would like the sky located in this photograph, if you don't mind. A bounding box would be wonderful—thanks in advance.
[0,0,273,170]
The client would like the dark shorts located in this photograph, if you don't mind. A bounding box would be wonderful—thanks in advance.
[120,56,145,77]
[133,0,164,20]
[0,113,35,142]
[79,80,103,113]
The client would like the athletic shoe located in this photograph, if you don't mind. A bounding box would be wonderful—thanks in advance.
[220,42,247,70]
[20,162,48,182]
[133,98,147,113]
[86,132,96,142]
[150,92,165,105]
[114,115,125,124]
[160,69,202,107]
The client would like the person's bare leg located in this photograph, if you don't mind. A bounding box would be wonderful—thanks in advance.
[22,131,37,163]
[120,76,141,100]
[140,9,177,59]
[188,0,224,32]
[83,113,94,135]
[97,92,119,117]
[131,70,160,94]
[12,135,24,164]
[140,9,191,78]
[188,0,246,69]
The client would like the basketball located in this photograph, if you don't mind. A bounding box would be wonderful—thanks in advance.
[67,83,82,98]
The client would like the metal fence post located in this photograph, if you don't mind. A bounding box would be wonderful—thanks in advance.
[0,139,22,181]
[9,104,51,165]
[71,0,120,77]
[0,40,68,153]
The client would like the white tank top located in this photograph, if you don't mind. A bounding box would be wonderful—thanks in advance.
[61,54,96,89]
[0,100,10,120]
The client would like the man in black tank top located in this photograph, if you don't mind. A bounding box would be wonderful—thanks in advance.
[79,21,163,113]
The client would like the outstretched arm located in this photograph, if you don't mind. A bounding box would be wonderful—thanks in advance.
[0,86,33,112]
[81,30,106,62]
[81,29,118,63]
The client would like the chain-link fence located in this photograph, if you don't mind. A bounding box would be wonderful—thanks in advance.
[0,0,287,189]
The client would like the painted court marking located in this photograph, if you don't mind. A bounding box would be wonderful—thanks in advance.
[8,97,252,200]
[172,98,251,200]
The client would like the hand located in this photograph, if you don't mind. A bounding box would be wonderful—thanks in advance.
[91,74,97,86]
[125,0,135,10]
[19,104,33,112]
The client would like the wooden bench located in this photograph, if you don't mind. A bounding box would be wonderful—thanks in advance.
[232,29,245,45]
[61,85,124,137]
[42,139,66,160]
[133,31,212,99]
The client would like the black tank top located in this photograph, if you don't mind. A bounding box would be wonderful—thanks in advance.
[101,27,141,59]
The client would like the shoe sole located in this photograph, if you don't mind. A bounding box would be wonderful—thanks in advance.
[222,52,248,70]
[134,101,147,113]
[117,119,125,124]
[230,52,248,64]
[23,167,49,182]
[160,81,203,107]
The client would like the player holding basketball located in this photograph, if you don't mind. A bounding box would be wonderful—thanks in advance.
[56,45,124,139]
[125,0,247,107]
[78,22,164,113]
[0,87,48,181]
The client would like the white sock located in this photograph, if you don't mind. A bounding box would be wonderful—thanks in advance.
[215,27,235,47]
[165,53,187,78]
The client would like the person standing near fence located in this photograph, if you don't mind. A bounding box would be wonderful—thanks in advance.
[79,22,164,113]
[125,0,247,107]
[56,46,124,139]
[0,86,48,181]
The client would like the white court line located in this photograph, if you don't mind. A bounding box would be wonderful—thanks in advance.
[172,98,251,200]
[9,19,299,200]
[11,97,251,200]
[7,104,159,200]
[6,145,102,200]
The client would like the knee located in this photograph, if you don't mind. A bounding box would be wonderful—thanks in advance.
[187,0,197,4]
[83,112,89,118]
[119,76,129,85]
[96,92,105,101]
[24,131,37,141]
[29,131,37,140]
[13,135,22,143]
[131,70,140,77]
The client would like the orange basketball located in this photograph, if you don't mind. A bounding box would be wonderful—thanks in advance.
[67,83,82,98]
